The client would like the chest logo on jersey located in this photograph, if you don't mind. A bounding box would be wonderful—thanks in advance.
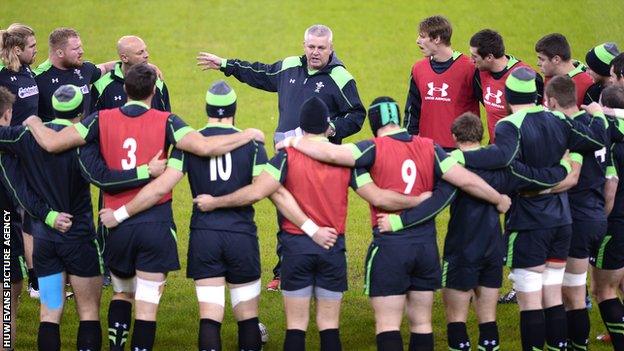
[425,82,450,102]
[18,85,39,98]
[73,69,84,80]
[78,85,89,94]
[51,78,59,83]
[10,76,17,82]
[289,78,296,84]
[114,95,122,101]
[483,86,504,109]
[314,81,325,93]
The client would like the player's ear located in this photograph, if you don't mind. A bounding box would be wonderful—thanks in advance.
[552,55,561,64]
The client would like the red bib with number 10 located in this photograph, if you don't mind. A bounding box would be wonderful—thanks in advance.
[98,108,171,210]
[369,135,435,228]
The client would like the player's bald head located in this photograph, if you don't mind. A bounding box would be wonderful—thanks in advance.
[117,35,145,55]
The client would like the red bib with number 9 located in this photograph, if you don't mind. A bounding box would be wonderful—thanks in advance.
[98,108,171,210]
[369,135,435,227]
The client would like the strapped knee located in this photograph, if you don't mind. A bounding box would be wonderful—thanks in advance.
[111,274,137,294]
[196,285,225,307]
[39,273,64,310]
[542,266,565,286]
[230,280,260,308]
[510,268,542,292]
[135,277,164,304]
[562,271,587,287]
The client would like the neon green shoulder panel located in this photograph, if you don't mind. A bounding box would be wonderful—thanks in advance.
[33,59,52,76]
[92,73,114,94]
[329,66,354,90]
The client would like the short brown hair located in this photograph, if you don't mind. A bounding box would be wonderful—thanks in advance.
[0,23,35,72]
[545,75,577,108]
[419,16,452,46]
[0,86,16,115]
[125,63,156,100]
[612,53,624,80]
[535,33,571,61]
[49,27,79,50]
[601,85,624,109]
[451,112,483,143]
[470,29,505,59]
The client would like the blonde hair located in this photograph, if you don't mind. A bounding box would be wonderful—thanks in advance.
[0,23,35,72]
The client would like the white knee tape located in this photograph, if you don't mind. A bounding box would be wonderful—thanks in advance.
[562,271,587,287]
[196,285,225,307]
[230,280,261,308]
[111,274,136,294]
[135,278,164,304]
[542,267,565,286]
[510,268,543,292]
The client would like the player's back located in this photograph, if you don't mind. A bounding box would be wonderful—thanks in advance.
[282,147,351,234]
[185,124,265,233]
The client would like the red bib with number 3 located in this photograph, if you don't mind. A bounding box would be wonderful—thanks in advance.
[98,107,171,210]
[369,135,435,227]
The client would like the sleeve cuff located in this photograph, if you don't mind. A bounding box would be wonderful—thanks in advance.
[569,152,584,165]
[74,123,88,140]
[347,143,362,161]
[220,58,227,68]
[263,163,282,181]
[167,157,183,172]
[45,210,59,228]
[389,214,404,232]
[173,126,194,143]
[252,164,265,177]
[137,164,150,179]
[449,149,465,165]
[559,158,572,174]
[355,172,373,188]
[606,165,618,179]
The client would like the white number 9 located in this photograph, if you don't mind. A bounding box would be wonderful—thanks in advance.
[401,159,417,194]
[121,137,137,170]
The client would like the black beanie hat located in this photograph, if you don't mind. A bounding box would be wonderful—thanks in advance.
[585,43,620,77]
[52,84,84,119]
[299,97,329,134]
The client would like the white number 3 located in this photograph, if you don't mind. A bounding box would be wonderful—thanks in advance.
[401,159,417,194]
[121,138,137,170]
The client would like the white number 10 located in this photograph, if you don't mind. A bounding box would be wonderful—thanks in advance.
[401,159,417,194]
[121,138,137,170]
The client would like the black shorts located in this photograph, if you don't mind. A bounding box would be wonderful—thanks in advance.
[569,220,607,259]
[187,229,260,284]
[442,257,503,291]
[364,241,441,297]
[504,225,572,268]
[33,237,103,278]
[591,223,624,270]
[104,221,180,277]
[278,232,347,292]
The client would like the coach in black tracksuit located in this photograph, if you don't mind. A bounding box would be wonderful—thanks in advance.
[198,24,366,284]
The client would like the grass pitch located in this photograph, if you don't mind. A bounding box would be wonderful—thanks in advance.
[2,0,624,349]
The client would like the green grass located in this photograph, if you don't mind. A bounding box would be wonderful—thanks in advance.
[2,0,624,349]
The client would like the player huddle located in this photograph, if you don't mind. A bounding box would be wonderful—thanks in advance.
[0,14,623,351]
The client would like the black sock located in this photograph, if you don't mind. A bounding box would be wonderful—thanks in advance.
[284,329,306,351]
[520,309,545,351]
[28,268,39,290]
[77,320,102,351]
[447,322,470,350]
[598,298,624,349]
[478,321,499,351]
[199,319,221,351]
[544,305,567,350]
[108,300,132,351]
[38,322,60,351]
[130,319,156,351]
[376,331,403,351]
[237,317,261,351]
[408,332,433,351]
[319,328,341,351]
[566,308,589,350]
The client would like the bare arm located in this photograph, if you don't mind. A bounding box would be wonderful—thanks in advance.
[356,182,431,211]
[176,129,264,157]
[23,116,85,152]
[193,171,281,211]
[548,160,582,194]
[96,60,118,75]
[605,177,618,215]
[442,163,510,212]
[288,137,355,166]
[269,186,309,226]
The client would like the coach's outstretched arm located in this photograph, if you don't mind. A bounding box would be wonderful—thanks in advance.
[197,52,281,92]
